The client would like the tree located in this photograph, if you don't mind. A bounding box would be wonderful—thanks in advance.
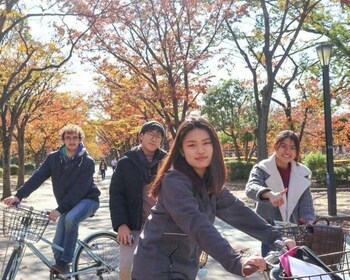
[89,71,151,156]
[201,79,257,161]
[14,70,63,188]
[0,0,101,198]
[224,0,320,161]
[80,0,233,140]
[301,1,350,115]
[24,92,89,168]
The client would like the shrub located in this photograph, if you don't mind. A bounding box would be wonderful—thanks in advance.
[10,156,19,165]
[0,168,2,177]
[25,163,36,175]
[334,166,350,185]
[303,152,326,173]
[226,161,254,181]
[312,169,326,186]
[10,164,19,175]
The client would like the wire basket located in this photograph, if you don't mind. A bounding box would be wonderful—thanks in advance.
[274,222,306,245]
[280,250,350,279]
[2,205,50,243]
[274,221,349,266]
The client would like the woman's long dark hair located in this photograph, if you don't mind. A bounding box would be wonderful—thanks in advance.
[274,130,301,162]
[150,117,226,199]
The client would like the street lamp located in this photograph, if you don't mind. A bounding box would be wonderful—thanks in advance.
[316,44,337,216]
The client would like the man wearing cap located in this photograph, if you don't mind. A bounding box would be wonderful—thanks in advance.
[109,120,167,280]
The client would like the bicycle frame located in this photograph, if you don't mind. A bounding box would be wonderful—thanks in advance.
[3,231,115,279]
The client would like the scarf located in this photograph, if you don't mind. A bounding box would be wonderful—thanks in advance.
[135,146,164,184]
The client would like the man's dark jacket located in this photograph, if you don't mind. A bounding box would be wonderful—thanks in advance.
[15,145,100,214]
[109,146,167,232]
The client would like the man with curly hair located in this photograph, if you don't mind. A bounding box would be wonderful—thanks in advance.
[4,124,100,275]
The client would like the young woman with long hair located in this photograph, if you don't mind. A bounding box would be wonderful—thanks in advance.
[132,118,294,280]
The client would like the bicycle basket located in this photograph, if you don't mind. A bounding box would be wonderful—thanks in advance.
[280,248,350,280]
[274,222,306,246]
[2,206,50,243]
[298,219,347,265]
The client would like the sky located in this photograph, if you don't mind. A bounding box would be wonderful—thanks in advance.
[25,0,348,115]
[25,1,254,95]
[27,1,97,94]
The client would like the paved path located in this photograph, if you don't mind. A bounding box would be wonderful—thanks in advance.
[0,168,263,279]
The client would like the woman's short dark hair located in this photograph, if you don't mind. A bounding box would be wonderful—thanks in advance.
[274,130,301,162]
[150,117,226,198]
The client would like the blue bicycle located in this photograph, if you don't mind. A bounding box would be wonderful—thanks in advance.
[1,203,119,280]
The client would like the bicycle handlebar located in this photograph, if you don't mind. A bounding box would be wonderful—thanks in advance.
[9,202,50,218]
[242,240,287,276]
[12,202,33,210]
[242,264,259,276]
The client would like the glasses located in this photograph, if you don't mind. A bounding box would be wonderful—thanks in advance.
[145,132,163,141]
[64,136,80,141]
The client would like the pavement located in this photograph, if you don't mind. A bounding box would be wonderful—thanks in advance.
[0,168,268,279]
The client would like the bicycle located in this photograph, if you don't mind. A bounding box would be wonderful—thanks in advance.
[0,203,119,280]
[244,235,350,279]
[243,239,350,279]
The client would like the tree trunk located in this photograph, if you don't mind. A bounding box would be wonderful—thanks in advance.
[233,136,241,161]
[16,128,25,189]
[256,86,271,162]
[34,147,47,168]
[256,118,268,161]
[2,139,12,199]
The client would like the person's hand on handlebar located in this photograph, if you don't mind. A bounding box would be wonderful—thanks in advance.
[3,196,20,206]
[242,255,267,276]
[49,209,61,222]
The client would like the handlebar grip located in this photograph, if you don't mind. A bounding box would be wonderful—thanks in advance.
[42,210,51,217]
[13,203,33,211]
[242,264,259,276]
[11,201,20,207]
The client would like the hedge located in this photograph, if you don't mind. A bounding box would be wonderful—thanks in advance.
[10,164,19,175]
[226,161,254,181]
[25,163,36,175]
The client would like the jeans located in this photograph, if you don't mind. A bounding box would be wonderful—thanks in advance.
[261,242,270,257]
[52,198,99,266]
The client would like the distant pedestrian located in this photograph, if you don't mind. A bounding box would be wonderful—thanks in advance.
[3,124,100,275]
[246,130,315,257]
[109,120,167,280]
[99,159,107,180]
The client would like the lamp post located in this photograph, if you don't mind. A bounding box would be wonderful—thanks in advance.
[316,44,337,216]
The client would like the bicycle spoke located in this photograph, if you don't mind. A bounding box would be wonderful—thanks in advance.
[74,232,119,280]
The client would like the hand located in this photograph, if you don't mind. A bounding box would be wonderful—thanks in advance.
[266,188,288,207]
[3,196,20,206]
[117,224,133,245]
[305,220,314,226]
[49,210,61,222]
[283,238,296,250]
[242,256,266,276]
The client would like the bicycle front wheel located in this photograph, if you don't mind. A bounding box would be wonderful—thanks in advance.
[73,231,119,280]
[1,247,22,280]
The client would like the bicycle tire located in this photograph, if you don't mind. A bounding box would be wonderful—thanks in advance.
[1,247,22,280]
[73,231,119,280]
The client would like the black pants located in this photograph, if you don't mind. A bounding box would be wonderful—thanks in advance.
[100,170,106,179]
